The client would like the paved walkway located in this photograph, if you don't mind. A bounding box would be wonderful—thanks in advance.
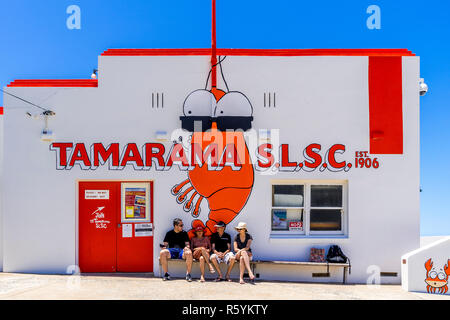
[0,272,448,300]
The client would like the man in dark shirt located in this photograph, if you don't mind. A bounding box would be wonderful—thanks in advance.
[160,218,193,281]
[210,221,236,281]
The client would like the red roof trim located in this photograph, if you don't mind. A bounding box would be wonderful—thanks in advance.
[101,48,415,57]
[7,79,98,88]
[102,48,212,56]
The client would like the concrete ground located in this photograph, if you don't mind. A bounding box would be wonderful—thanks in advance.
[0,272,449,300]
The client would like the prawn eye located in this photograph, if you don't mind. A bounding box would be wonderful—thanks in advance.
[180,90,216,132]
[214,91,253,131]
[183,89,216,116]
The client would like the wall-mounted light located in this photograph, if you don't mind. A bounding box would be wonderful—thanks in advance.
[419,78,428,96]
[27,110,56,142]
[91,69,98,80]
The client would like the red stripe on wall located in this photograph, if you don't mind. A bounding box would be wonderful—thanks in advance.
[7,79,98,87]
[369,56,404,154]
[101,48,415,57]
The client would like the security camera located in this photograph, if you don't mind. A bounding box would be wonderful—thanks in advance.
[419,78,428,96]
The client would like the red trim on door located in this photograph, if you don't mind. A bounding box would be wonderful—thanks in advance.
[7,79,98,87]
[368,56,404,154]
[101,48,415,57]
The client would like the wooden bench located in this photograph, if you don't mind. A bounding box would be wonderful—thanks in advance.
[160,258,350,283]
[250,260,350,284]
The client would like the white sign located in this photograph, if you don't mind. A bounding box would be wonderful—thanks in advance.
[85,190,109,200]
[135,223,153,237]
[89,207,110,229]
[122,224,133,238]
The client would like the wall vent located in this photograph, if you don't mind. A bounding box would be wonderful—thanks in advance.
[264,92,276,108]
[380,272,398,277]
[151,92,164,108]
[312,272,330,278]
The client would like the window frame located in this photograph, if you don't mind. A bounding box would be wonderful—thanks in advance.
[270,180,348,238]
[271,183,306,236]
[121,182,152,223]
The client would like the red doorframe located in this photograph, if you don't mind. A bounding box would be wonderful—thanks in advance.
[78,180,154,273]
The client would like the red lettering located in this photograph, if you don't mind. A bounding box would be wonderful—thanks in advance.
[69,143,91,168]
[257,143,274,168]
[166,143,189,167]
[120,143,144,167]
[92,143,120,167]
[280,144,297,168]
[144,143,165,167]
[304,144,322,169]
[50,142,73,168]
[328,144,346,169]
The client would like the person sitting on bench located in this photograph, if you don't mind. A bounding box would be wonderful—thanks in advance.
[160,218,193,282]
[210,221,236,282]
[234,222,256,284]
[190,226,215,282]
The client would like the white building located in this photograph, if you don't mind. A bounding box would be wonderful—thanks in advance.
[1,47,421,283]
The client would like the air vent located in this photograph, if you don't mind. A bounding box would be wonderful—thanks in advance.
[312,272,330,278]
[380,272,398,277]
[264,92,276,108]
[151,93,164,108]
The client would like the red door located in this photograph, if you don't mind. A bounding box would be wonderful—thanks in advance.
[116,182,154,272]
[79,182,118,272]
[79,181,153,273]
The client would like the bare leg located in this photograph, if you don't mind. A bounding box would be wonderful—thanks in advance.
[210,255,223,279]
[183,249,193,274]
[226,256,236,280]
[201,248,215,273]
[199,256,205,282]
[239,256,245,284]
[160,249,170,274]
[240,251,255,279]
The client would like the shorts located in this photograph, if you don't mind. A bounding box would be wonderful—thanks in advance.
[168,248,184,259]
[211,252,235,264]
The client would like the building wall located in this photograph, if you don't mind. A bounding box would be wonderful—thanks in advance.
[2,54,420,283]
[0,112,3,272]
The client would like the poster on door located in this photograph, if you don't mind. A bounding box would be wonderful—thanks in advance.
[124,188,147,219]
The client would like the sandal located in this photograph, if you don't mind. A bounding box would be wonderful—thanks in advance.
[209,266,216,274]
[215,277,223,282]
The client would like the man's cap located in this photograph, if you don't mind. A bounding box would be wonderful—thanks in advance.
[214,221,226,228]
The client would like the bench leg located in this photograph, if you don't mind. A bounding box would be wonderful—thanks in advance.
[343,267,347,284]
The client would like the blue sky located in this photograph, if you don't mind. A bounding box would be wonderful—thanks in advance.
[0,0,449,235]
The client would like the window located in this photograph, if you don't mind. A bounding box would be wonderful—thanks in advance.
[271,185,304,233]
[271,182,346,237]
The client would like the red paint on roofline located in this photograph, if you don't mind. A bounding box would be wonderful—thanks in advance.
[5,48,415,88]
[7,79,98,88]
[101,48,415,56]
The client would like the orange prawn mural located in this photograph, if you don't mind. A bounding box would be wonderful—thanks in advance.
[171,60,255,237]
[424,258,450,294]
